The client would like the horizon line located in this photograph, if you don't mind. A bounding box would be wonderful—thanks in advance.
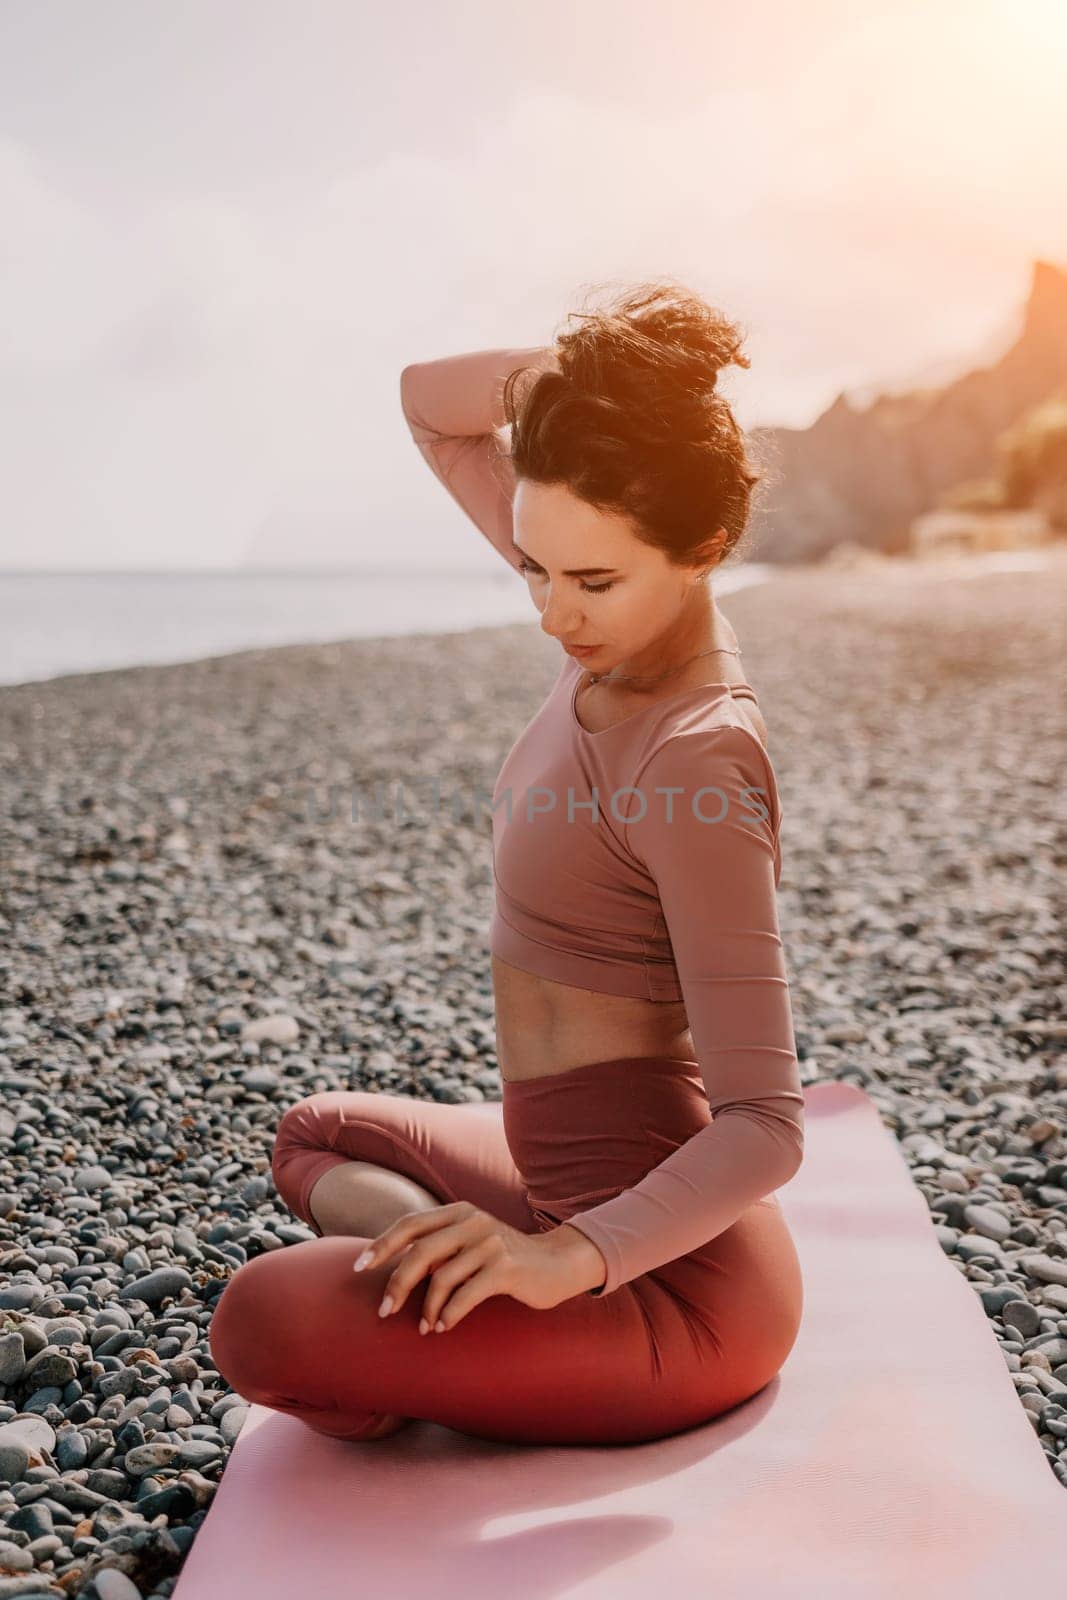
[0,564,520,579]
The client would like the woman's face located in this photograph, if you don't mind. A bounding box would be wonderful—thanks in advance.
[511,480,722,674]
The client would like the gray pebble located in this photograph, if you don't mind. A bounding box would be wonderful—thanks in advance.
[963,1203,1014,1243]
[123,1441,184,1476]
[0,1332,26,1385]
[93,1571,145,1600]
[1002,1299,1042,1338]
[241,1014,300,1045]
[1022,1256,1067,1288]
[118,1267,194,1307]
[0,1433,30,1485]
[71,1163,113,1191]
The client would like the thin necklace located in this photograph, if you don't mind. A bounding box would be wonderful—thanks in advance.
[585,643,743,688]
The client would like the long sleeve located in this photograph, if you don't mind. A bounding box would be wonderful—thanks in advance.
[561,723,805,1297]
[399,348,552,574]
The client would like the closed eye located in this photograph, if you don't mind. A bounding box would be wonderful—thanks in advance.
[517,558,616,595]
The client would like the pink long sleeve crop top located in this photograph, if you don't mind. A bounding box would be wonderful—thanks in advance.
[400,351,805,1297]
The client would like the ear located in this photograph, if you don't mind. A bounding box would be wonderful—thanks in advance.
[687,527,729,580]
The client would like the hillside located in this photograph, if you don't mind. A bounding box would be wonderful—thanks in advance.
[747,259,1067,563]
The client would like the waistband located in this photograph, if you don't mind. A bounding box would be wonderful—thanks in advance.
[501,1054,711,1229]
[501,1054,702,1098]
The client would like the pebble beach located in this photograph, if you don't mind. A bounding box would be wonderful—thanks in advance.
[1,547,1065,1598]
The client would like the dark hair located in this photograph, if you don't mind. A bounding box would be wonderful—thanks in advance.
[498,278,765,568]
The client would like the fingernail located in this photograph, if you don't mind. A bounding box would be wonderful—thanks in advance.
[434,1320,445,1332]
[378,1295,393,1317]
[354,1249,373,1271]
[419,1318,428,1335]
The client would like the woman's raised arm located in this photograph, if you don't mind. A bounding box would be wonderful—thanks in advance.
[399,347,556,573]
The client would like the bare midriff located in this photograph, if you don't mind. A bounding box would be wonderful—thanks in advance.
[493,954,697,1083]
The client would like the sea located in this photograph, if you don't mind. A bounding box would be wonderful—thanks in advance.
[0,563,775,687]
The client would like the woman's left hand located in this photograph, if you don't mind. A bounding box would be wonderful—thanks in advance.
[352,1201,606,1333]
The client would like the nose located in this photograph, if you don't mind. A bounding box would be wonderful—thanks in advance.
[537,584,583,642]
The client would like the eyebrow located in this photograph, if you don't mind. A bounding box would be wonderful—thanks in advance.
[511,541,620,578]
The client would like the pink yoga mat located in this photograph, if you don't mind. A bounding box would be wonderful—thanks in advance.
[174,1082,1067,1598]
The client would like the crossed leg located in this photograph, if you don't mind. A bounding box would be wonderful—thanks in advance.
[207,1090,797,1446]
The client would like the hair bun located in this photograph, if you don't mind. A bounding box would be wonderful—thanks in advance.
[553,279,750,445]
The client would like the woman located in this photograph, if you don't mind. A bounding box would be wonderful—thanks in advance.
[208,280,806,1446]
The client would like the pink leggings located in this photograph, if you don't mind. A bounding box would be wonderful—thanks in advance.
[208,1056,804,1446]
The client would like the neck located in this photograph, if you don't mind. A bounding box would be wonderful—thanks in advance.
[601,587,738,689]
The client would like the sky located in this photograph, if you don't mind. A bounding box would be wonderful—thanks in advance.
[1,0,1065,571]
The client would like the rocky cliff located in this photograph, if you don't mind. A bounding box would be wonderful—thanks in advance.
[746,259,1067,563]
